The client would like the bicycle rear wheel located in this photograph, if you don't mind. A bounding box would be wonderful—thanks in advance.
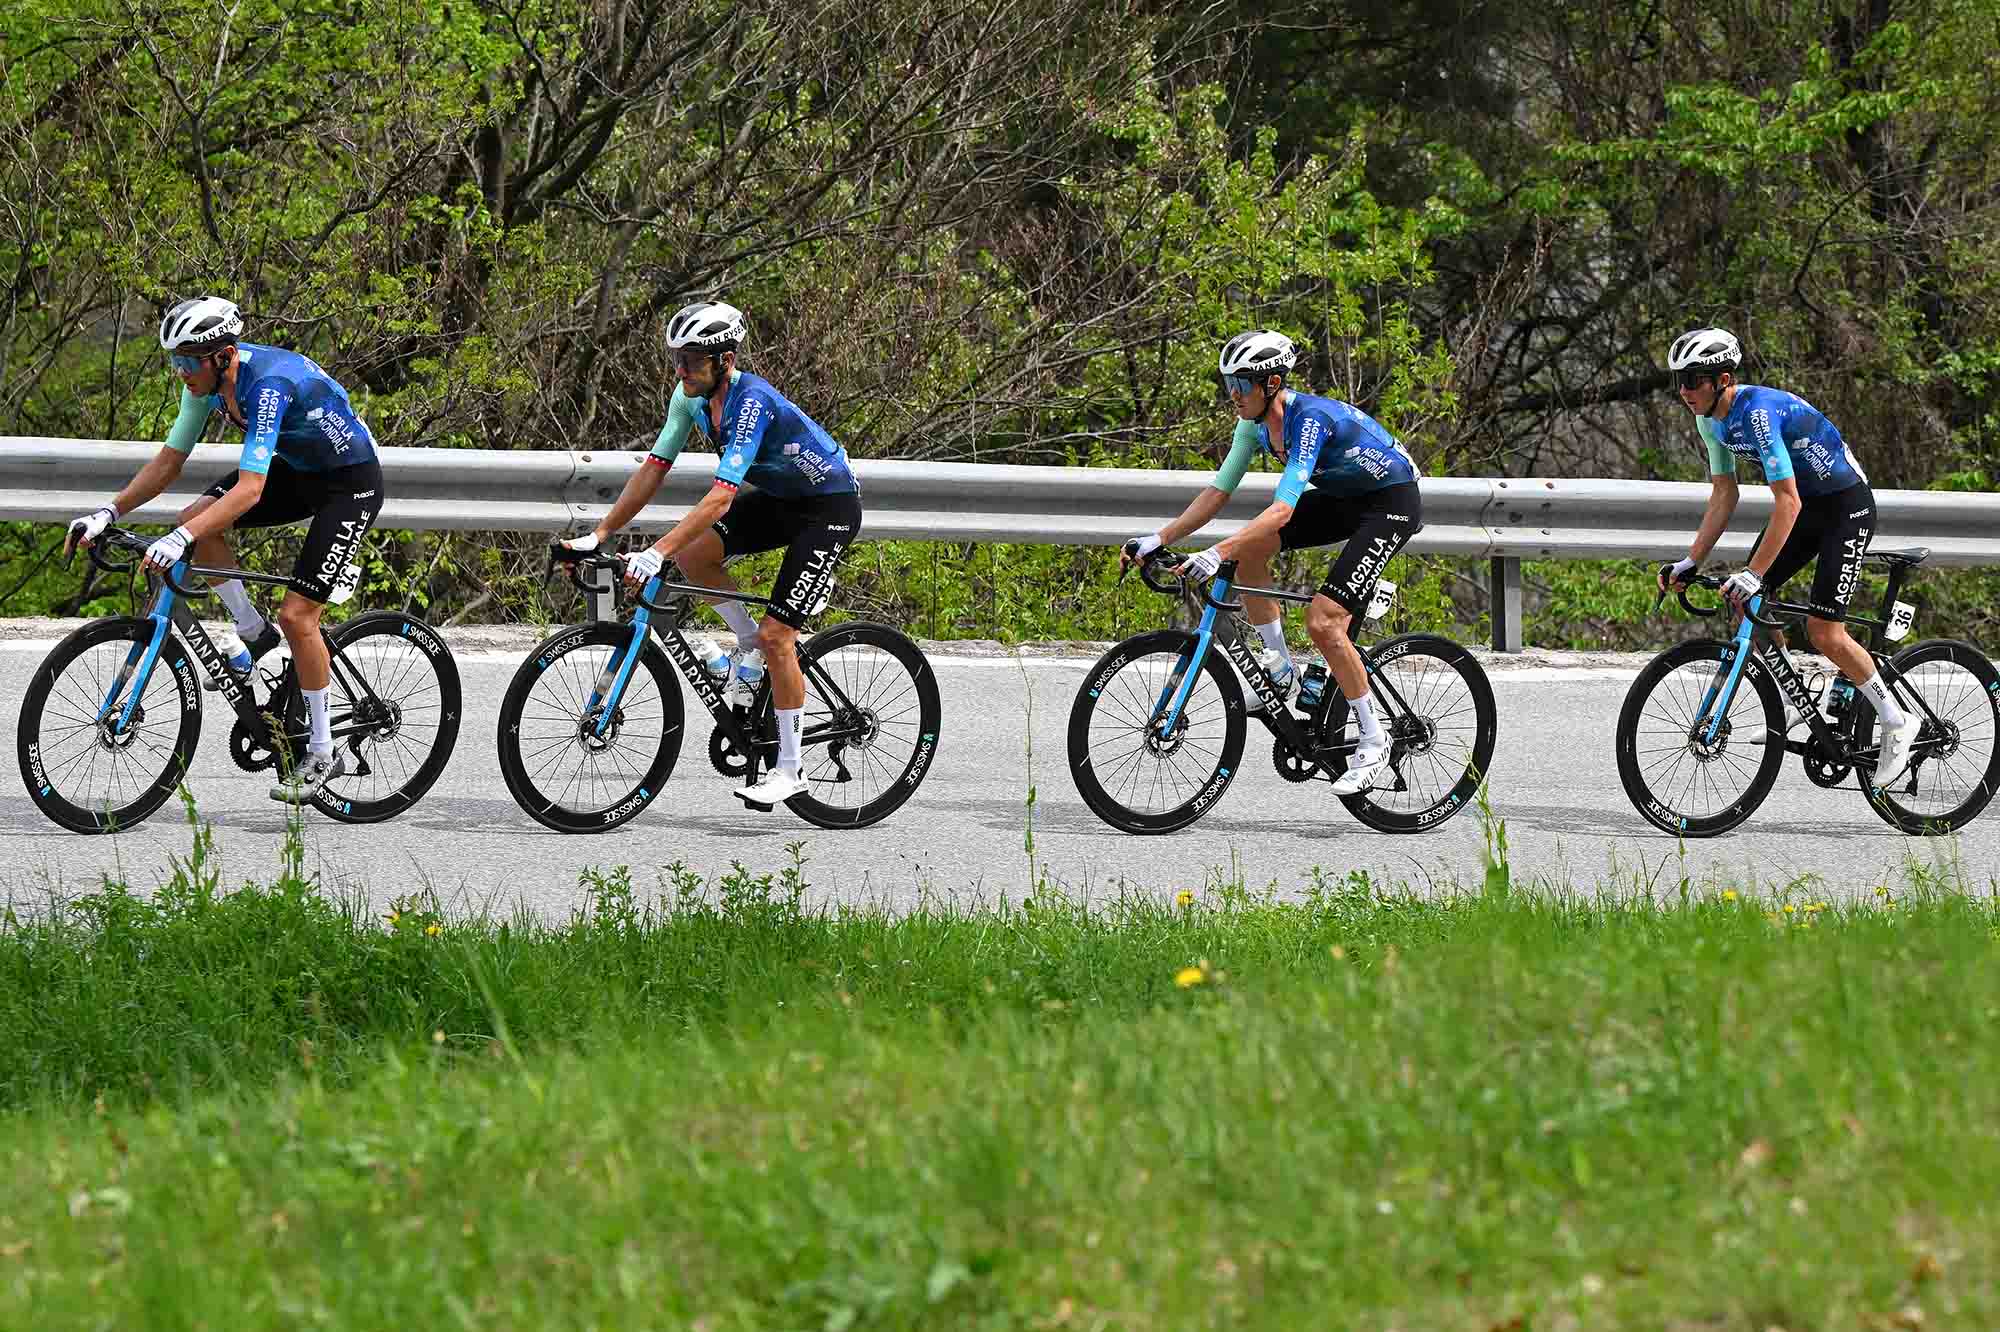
[1067,629,1247,834]
[313,611,464,824]
[1338,633,1497,833]
[497,622,684,833]
[1615,638,1784,836]
[785,621,942,829]
[1859,638,2000,834]
[16,617,203,833]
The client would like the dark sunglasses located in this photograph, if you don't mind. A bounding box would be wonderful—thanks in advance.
[673,348,720,372]
[1221,373,1267,397]
[1675,368,1720,390]
[169,353,211,374]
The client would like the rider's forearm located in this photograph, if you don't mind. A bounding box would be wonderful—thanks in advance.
[594,464,666,539]
[182,479,262,542]
[1687,486,1737,563]
[108,450,188,519]
[1213,500,1292,558]
[652,487,733,560]
[1156,488,1229,545]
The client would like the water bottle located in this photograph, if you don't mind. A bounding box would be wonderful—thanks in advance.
[731,648,767,695]
[689,634,731,681]
[1297,661,1328,710]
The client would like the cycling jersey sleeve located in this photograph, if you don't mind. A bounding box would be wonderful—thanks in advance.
[647,386,701,469]
[238,379,292,476]
[163,387,214,454]
[1273,413,1328,508]
[712,392,773,490]
[1745,404,1794,483]
[1210,419,1261,495]
[1696,415,1733,477]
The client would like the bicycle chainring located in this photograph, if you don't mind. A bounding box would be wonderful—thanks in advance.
[1272,737,1321,783]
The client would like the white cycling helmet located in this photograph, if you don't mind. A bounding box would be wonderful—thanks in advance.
[159,296,244,354]
[1218,329,1298,380]
[666,300,747,352]
[1667,326,1741,372]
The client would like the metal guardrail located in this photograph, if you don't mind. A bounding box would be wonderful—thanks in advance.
[7,438,2000,650]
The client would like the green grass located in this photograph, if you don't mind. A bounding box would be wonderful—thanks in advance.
[3,813,1997,1327]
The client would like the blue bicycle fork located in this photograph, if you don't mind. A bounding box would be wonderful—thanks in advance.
[1697,596,1761,745]
[1153,572,1231,736]
[588,578,654,736]
[102,563,183,735]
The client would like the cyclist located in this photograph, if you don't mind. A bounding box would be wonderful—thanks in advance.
[1657,325,1918,787]
[1125,329,1422,795]
[62,295,384,803]
[561,300,862,811]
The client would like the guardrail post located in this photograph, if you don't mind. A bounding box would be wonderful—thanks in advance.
[1490,556,1523,653]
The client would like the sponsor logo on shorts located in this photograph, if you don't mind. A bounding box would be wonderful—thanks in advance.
[1343,535,1397,597]
[353,489,376,500]
[785,541,845,617]
[1849,507,1871,519]
[1384,512,1411,523]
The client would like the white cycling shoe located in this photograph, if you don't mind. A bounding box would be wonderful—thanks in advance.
[1331,739,1391,795]
[1873,714,1922,789]
[270,748,346,804]
[736,768,808,811]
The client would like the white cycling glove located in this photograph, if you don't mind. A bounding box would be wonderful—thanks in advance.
[66,504,117,554]
[622,547,664,584]
[1721,568,1763,607]
[560,531,603,553]
[1667,556,1698,584]
[1176,547,1223,581]
[1122,532,1164,563]
[143,525,194,572]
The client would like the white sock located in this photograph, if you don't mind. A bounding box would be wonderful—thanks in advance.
[214,580,266,639]
[1254,618,1291,666]
[1349,691,1383,744]
[1859,671,1907,728]
[776,706,803,775]
[303,686,333,756]
[717,602,758,641]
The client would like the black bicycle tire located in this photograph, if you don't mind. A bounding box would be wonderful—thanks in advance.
[16,617,203,834]
[312,611,464,824]
[496,622,684,833]
[1338,633,1499,833]
[1858,637,2000,834]
[1615,637,1785,837]
[785,621,942,829]
[1066,629,1248,834]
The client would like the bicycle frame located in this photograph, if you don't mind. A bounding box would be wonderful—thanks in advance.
[571,561,879,779]
[1685,559,1940,778]
[1150,558,1416,764]
[90,532,388,757]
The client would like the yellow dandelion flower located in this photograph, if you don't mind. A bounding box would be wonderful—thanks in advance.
[1175,966,1207,989]
[425,923,441,938]
[387,910,400,925]
[1721,889,1739,902]
[1175,890,1195,909]
[1783,904,1796,914]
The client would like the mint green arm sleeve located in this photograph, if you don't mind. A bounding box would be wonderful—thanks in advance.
[163,387,214,454]
[1697,415,1734,477]
[648,386,699,465]
[1210,419,1261,495]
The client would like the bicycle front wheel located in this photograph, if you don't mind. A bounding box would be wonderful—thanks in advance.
[1615,638,1784,836]
[313,611,464,824]
[1067,630,1247,834]
[496,623,684,833]
[1338,634,1498,833]
[1860,637,2000,834]
[786,621,942,829]
[16,617,203,833]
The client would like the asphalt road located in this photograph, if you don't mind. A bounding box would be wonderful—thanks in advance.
[4,622,1989,916]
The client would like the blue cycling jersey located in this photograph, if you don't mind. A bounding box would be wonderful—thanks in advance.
[164,343,378,475]
[1696,385,1868,499]
[1211,391,1419,504]
[648,371,857,500]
